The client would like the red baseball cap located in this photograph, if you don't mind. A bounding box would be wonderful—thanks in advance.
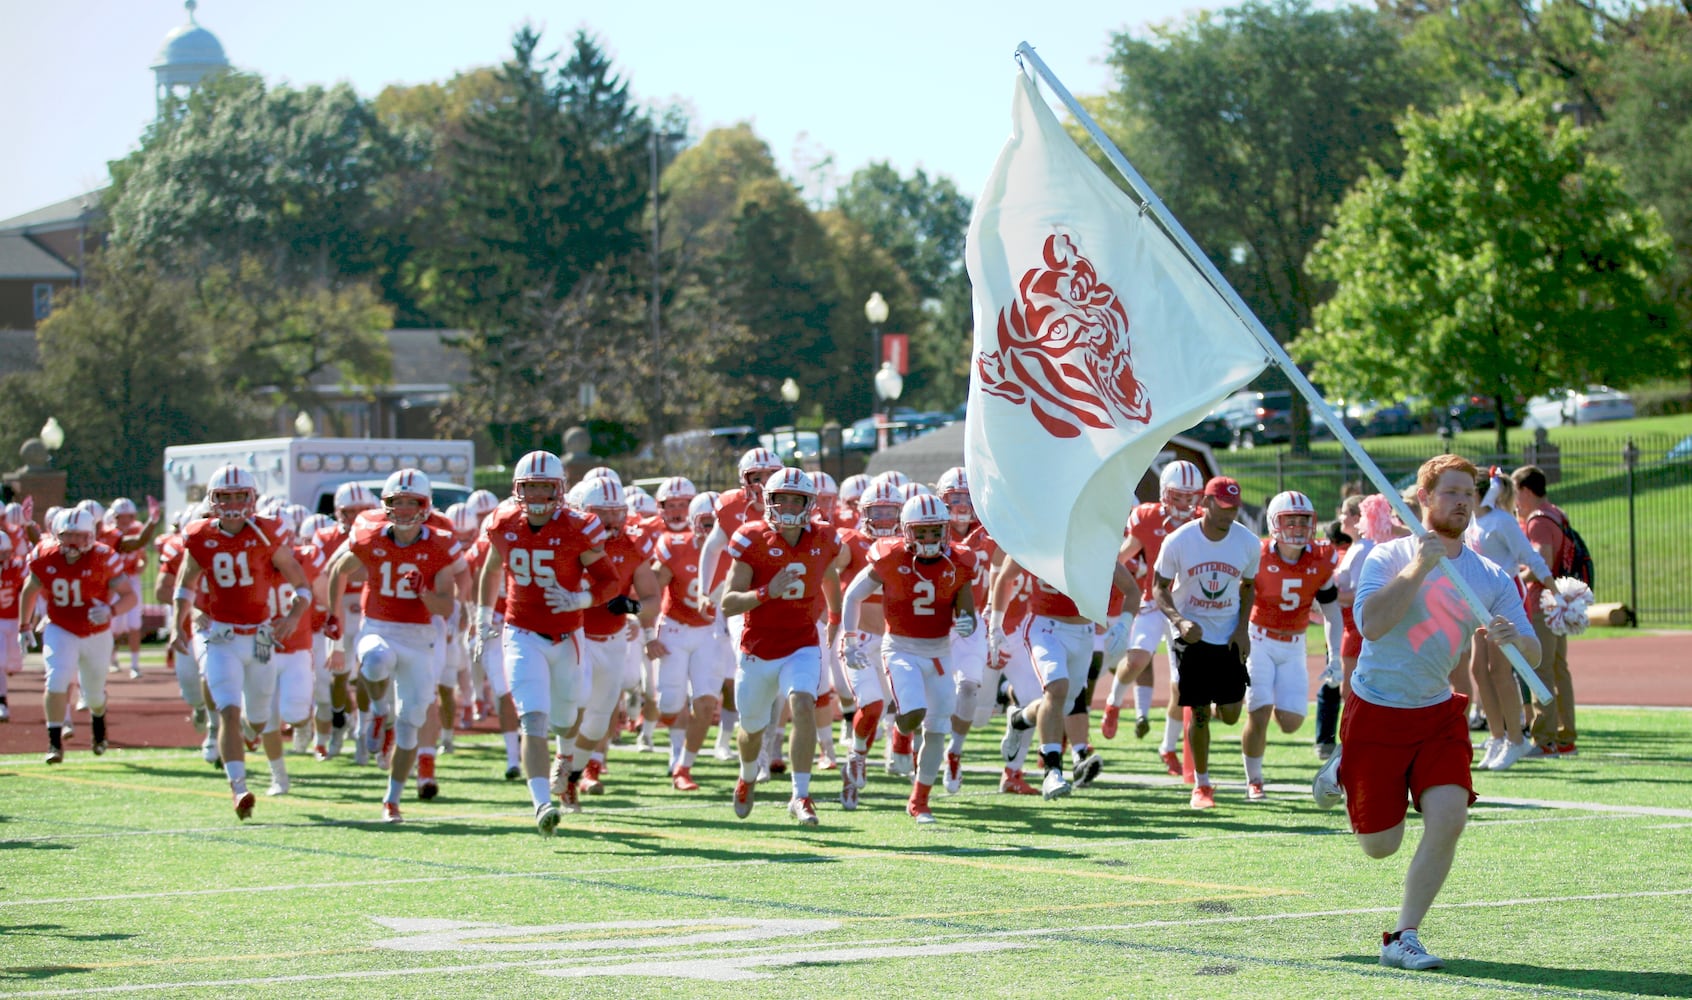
[1203,477,1242,508]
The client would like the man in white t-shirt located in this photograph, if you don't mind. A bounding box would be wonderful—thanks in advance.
[1313,454,1538,972]
[1152,476,1260,810]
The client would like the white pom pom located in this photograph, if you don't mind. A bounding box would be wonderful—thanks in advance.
[1541,577,1594,635]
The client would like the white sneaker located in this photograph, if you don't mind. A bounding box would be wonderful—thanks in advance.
[62,720,75,739]
[1380,929,1444,970]
[129,664,143,680]
[190,706,209,734]
[1000,714,1033,764]
[0,702,9,722]
[1489,739,1529,771]
[266,775,290,796]
[1476,737,1503,770]
[1312,748,1343,809]
[887,751,913,778]
[713,738,735,761]
[201,735,220,766]
[635,732,656,753]
[327,726,346,759]
[292,727,311,755]
[75,696,88,711]
[1040,768,1072,800]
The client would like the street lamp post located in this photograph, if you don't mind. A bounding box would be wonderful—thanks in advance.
[649,124,686,445]
[780,377,800,427]
[864,292,890,450]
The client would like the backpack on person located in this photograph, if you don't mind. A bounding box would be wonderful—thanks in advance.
[1530,507,1595,588]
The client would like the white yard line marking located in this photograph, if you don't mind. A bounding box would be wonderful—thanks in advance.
[2,887,1688,996]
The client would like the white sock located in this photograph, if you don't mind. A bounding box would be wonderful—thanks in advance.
[268,757,287,780]
[589,751,604,766]
[1134,685,1153,719]
[1243,754,1263,784]
[948,730,966,755]
[1161,715,1183,753]
[681,749,697,769]
[718,710,738,741]
[792,772,811,798]
[1106,677,1127,709]
[668,729,685,770]
[503,731,520,767]
[130,652,141,670]
[385,777,404,804]
[816,723,835,756]
[739,757,758,782]
[527,776,550,809]
[225,760,247,791]
[1195,771,1211,787]
[641,717,656,741]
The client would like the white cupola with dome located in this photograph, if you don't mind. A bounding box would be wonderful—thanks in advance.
[151,0,229,111]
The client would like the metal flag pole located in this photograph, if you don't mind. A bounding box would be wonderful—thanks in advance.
[1013,42,1551,702]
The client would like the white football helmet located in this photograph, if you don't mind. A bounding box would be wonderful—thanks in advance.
[580,476,627,531]
[583,466,622,487]
[656,476,698,530]
[688,491,719,539]
[207,465,258,520]
[839,474,871,510]
[896,482,932,502]
[872,470,910,492]
[936,466,972,530]
[811,471,839,519]
[0,530,11,556]
[763,467,816,528]
[54,507,97,557]
[901,494,950,558]
[1267,491,1317,547]
[2,502,24,530]
[333,481,378,516]
[737,448,783,503]
[445,502,478,538]
[1159,461,1205,524]
[858,479,904,538]
[299,513,335,544]
[512,451,566,516]
[273,503,307,541]
[466,489,500,522]
[627,491,658,519]
[381,469,432,528]
[109,497,139,521]
[76,499,107,525]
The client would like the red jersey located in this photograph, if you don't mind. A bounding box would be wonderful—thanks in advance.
[999,566,1035,632]
[835,507,860,532]
[27,540,123,637]
[1249,538,1338,633]
[276,544,325,652]
[184,517,286,626]
[0,551,28,619]
[655,531,724,629]
[315,521,365,595]
[713,487,760,538]
[837,528,884,606]
[1028,572,1082,620]
[348,518,463,626]
[727,520,841,660]
[156,532,185,578]
[1127,503,1180,602]
[957,523,998,609]
[581,528,652,639]
[869,537,975,640]
[486,504,608,636]
[100,524,146,576]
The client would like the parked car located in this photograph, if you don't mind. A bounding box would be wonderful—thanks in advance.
[1221,390,1293,448]
[1523,386,1636,429]
[758,429,821,464]
[1342,399,1417,437]
[1445,394,1520,431]
[1182,407,1235,447]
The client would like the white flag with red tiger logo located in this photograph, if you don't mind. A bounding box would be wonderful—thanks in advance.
[965,72,1267,622]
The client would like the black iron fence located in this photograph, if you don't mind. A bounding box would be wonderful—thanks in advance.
[1213,432,1692,627]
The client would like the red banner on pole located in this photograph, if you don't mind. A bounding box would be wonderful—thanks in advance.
[881,333,909,374]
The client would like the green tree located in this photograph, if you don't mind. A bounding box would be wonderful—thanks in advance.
[1102,0,1428,449]
[1295,97,1673,452]
[0,251,255,499]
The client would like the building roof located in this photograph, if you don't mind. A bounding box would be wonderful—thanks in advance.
[0,192,101,236]
[308,329,470,393]
[152,1,228,74]
[0,235,77,280]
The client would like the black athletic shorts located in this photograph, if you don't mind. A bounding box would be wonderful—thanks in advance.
[1173,638,1248,708]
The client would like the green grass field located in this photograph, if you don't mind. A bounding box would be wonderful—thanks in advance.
[4,707,1690,998]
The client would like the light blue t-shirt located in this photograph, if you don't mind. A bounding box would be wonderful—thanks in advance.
[1353,536,1533,709]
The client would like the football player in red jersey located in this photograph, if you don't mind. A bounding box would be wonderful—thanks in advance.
[318,482,379,760]
[828,478,901,806]
[0,529,26,722]
[838,494,976,824]
[934,466,1003,794]
[474,452,625,836]
[648,491,732,790]
[720,468,842,825]
[324,470,462,823]
[257,506,329,795]
[984,559,1043,794]
[20,508,136,763]
[153,503,220,761]
[569,477,660,797]
[171,466,311,820]
[835,475,869,533]
[1103,461,1204,773]
[989,552,1138,802]
[1238,491,1342,801]
[104,496,163,679]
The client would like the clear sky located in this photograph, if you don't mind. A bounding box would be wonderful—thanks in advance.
[0,0,1228,223]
